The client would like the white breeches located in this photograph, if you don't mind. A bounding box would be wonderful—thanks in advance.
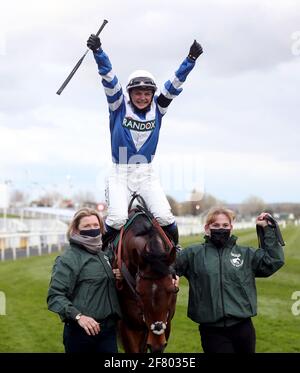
[105,164,174,230]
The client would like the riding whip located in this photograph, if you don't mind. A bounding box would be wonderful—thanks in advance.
[56,19,108,95]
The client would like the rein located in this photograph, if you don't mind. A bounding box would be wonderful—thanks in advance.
[151,218,174,252]
[115,225,142,303]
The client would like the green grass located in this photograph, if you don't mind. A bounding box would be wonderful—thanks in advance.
[0,224,299,352]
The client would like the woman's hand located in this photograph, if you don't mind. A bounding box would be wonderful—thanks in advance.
[112,268,123,280]
[256,212,271,227]
[77,315,100,336]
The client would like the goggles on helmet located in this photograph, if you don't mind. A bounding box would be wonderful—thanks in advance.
[126,77,157,91]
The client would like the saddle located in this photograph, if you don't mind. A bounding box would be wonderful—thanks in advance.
[104,193,174,246]
[103,193,176,275]
[101,194,144,251]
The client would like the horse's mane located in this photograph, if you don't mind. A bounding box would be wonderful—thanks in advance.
[130,214,170,277]
[131,213,153,236]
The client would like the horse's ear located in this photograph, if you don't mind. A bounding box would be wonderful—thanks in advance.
[167,246,176,265]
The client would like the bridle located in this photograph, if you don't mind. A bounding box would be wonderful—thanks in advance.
[116,227,178,301]
[135,270,178,337]
[114,215,178,335]
[115,193,176,293]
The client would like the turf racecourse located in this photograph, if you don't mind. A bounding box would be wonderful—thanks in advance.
[0,225,299,352]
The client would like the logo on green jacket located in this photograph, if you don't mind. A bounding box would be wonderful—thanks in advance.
[230,252,244,268]
[104,255,111,267]
[122,117,156,132]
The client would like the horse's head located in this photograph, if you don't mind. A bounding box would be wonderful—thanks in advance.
[135,228,178,353]
[118,213,179,353]
[136,270,178,352]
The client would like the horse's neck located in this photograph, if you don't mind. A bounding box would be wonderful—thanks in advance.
[122,241,139,274]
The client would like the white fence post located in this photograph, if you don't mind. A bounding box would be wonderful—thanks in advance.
[0,231,66,261]
[0,291,6,315]
[12,247,16,261]
[58,238,62,252]
[48,241,52,254]
[26,240,30,258]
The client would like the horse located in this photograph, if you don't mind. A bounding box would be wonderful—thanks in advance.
[112,199,178,353]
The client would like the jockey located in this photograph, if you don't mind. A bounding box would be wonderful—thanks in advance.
[87,34,203,246]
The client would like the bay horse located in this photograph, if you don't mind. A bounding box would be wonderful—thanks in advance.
[113,196,178,353]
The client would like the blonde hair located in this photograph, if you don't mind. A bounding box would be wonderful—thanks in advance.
[205,206,236,226]
[67,207,105,240]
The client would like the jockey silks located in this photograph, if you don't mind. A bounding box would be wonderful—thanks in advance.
[93,49,195,164]
[92,47,197,230]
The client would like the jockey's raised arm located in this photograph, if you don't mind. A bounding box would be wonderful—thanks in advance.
[157,41,202,115]
[87,31,203,247]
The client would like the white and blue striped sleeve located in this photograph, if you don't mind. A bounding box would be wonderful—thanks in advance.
[157,57,196,116]
[93,49,124,112]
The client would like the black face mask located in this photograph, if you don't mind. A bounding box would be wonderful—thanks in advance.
[79,228,101,237]
[210,229,231,248]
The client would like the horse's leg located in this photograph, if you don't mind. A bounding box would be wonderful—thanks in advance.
[119,321,148,353]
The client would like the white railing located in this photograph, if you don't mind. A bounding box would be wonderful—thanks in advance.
[0,231,67,261]
[7,207,76,222]
[0,218,289,261]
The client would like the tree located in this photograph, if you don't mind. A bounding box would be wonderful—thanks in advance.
[10,189,29,207]
[177,191,223,216]
[72,191,97,208]
[166,195,180,216]
[239,195,266,217]
[36,191,64,207]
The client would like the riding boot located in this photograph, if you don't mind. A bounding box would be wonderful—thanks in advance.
[162,222,181,250]
[102,224,119,250]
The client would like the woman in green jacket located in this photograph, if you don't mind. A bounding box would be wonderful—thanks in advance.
[176,207,284,353]
[47,208,122,353]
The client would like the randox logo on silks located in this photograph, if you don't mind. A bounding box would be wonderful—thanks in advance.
[122,117,156,131]
[230,252,244,268]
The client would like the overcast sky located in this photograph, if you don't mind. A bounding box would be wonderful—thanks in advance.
[0,0,300,203]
